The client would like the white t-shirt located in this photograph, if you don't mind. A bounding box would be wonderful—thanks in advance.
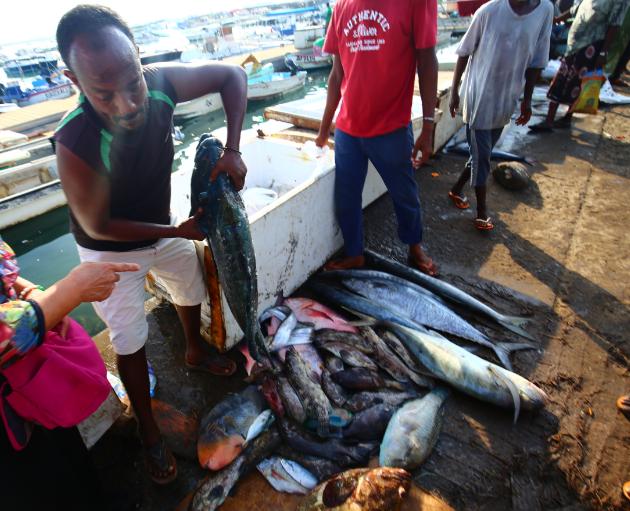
[456,0,554,129]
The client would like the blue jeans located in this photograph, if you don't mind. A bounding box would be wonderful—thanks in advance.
[466,125,503,187]
[334,125,422,257]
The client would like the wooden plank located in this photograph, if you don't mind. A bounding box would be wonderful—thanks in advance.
[0,94,79,133]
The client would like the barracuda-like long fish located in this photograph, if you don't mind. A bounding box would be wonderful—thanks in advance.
[330,270,534,370]
[364,249,536,342]
[191,135,271,364]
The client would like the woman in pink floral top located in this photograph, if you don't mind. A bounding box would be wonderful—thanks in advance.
[0,237,139,510]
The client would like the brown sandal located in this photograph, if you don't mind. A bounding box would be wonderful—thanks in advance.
[448,191,470,209]
[616,394,630,419]
[144,437,177,485]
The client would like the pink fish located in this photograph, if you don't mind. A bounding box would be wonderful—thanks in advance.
[284,298,358,333]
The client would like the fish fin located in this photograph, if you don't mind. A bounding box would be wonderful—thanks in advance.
[347,319,377,327]
[488,365,521,424]
[498,315,537,342]
[494,342,536,371]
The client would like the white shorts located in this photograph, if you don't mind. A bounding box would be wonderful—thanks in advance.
[77,237,206,356]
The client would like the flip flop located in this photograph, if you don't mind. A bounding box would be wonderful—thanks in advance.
[186,354,237,376]
[616,394,630,419]
[144,437,177,485]
[448,191,470,209]
[624,481,630,502]
[474,217,494,231]
[407,255,439,277]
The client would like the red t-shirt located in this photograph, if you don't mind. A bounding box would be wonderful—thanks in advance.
[324,0,437,138]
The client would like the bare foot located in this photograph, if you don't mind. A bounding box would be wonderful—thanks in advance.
[408,245,438,277]
[324,255,365,271]
[185,344,236,376]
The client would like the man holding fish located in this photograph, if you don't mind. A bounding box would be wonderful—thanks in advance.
[54,5,248,484]
[315,0,439,276]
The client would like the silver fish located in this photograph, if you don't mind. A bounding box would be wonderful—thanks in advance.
[257,456,316,494]
[364,250,536,342]
[259,305,291,324]
[379,387,450,469]
[339,273,533,371]
[271,312,298,349]
[274,445,343,482]
[244,409,275,444]
[387,323,548,422]
[281,458,319,489]
[271,323,314,353]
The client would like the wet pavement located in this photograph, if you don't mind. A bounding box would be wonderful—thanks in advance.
[90,92,630,510]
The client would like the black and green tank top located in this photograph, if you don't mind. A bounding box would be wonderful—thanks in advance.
[54,66,178,252]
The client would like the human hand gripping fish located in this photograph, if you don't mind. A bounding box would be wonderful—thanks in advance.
[209,148,247,191]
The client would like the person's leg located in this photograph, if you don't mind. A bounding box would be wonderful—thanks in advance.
[326,128,370,270]
[76,245,175,483]
[610,39,630,84]
[470,127,502,228]
[363,124,437,275]
[450,125,473,206]
[151,237,235,374]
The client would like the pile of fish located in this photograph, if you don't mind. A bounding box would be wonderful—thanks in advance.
[185,248,549,510]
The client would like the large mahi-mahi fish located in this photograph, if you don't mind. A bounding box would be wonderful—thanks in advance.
[191,135,271,364]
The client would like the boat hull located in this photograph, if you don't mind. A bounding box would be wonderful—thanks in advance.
[285,52,332,71]
[247,71,307,101]
[16,84,75,106]
[174,93,224,120]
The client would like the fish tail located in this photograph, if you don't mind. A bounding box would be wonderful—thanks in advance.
[488,366,521,424]
[494,342,536,371]
[498,315,537,342]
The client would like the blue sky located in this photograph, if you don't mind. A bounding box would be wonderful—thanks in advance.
[0,0,292,45]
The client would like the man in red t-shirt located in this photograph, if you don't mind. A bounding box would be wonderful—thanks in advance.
[315,0,438,275]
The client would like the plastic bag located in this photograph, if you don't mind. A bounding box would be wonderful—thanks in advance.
[572,70,605,114]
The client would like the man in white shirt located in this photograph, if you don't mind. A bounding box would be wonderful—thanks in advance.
[448,0,553,230]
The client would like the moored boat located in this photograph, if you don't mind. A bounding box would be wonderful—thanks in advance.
[1,79,75,107]
[285,50,332,71]
[247,71,307,101]
[174,93,224,120]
